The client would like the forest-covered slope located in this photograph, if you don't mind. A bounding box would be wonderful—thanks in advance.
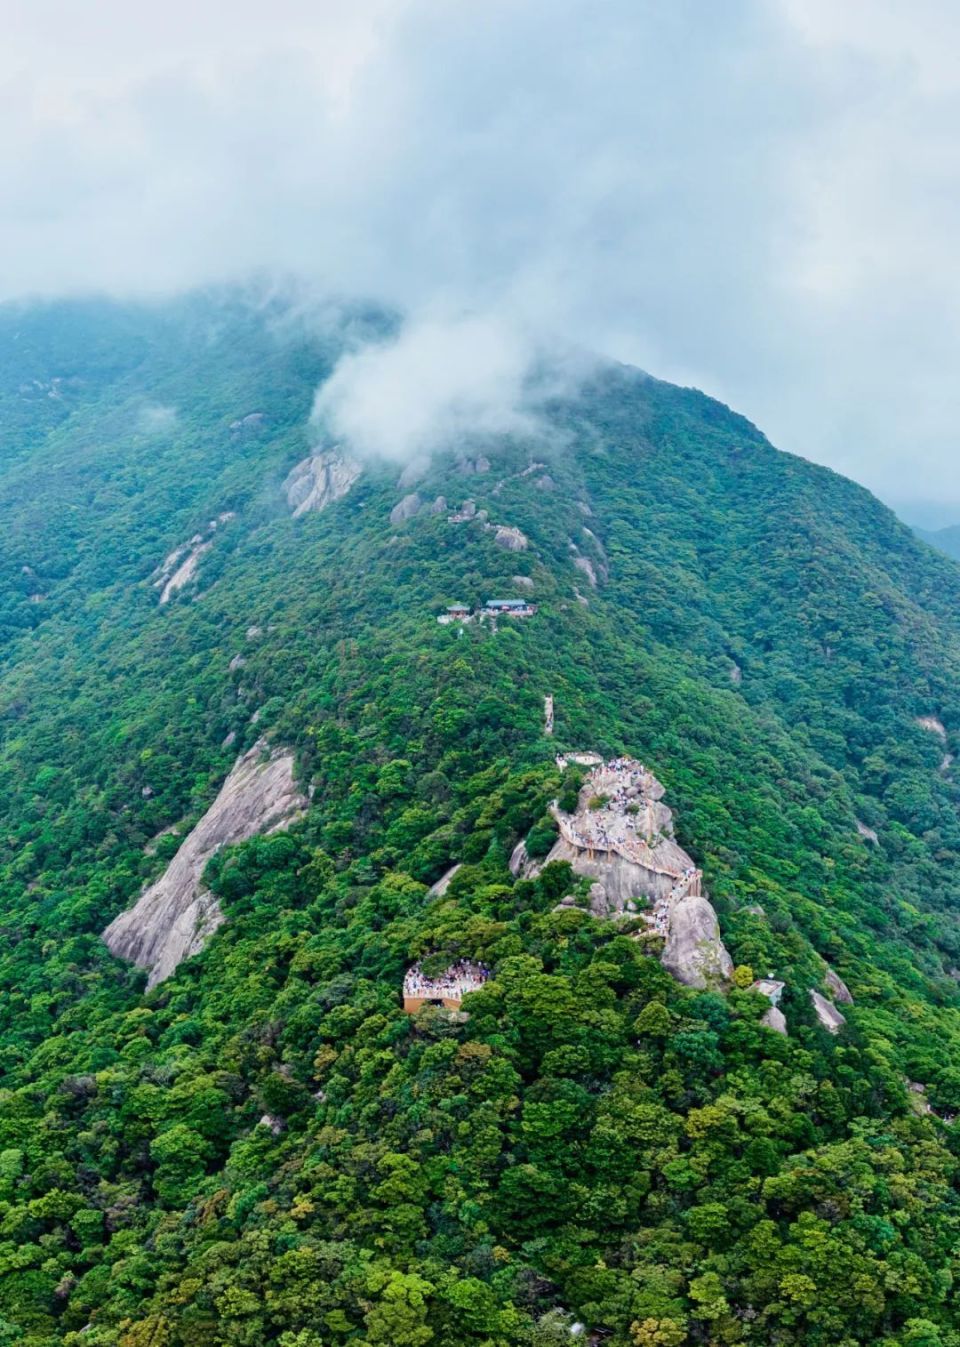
[4,291,960,1345]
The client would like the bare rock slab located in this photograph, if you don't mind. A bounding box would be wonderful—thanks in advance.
[661,894,734,989]
[103,741,307,987]
[284,448,361,517]
[810,989,847,1032]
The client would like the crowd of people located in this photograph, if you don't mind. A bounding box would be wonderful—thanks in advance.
[554,755,662,866]
[403,959,491,1003]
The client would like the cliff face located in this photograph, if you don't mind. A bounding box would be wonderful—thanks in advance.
[284,448,361,517]
[103,741,307,987]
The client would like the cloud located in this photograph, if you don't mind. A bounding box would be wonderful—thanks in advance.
[136,403,178,435]
[1,2,960,511]
[311,309,585,463]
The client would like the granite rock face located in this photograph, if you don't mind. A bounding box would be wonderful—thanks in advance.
[494,525,528,552]
[284,449,361,517]
[661,894,735,989]
[810,989,847,1032]
[824,967,854,1004]
[103,741,307,987]
[762,1005,788,1034]
[390,493,423,525]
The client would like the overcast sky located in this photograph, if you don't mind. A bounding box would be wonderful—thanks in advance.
[3,1,960,520]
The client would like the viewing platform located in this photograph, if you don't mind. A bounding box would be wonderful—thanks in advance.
[402,960,491,1013]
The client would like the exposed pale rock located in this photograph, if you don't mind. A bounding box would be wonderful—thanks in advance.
[535,474,556,491]
[429,496,447,515]
[574,555,597,587]
[222,730,237,748]
[661,894,734,988]
[762,1005,788,1035]
[229,654,246,672]
[917,715,947,740]
[246,625,262,639]
[730,663,742,685]
[230,412,265,431]
[284,449,361,517]
[810,989,846,1032]
[942,753,954,774]
[158,542,212,605]
[103,741,307,988]
[428,864,461,898]
[513,575,534,590]
[509,840,529,877]
[257,1113,285,1134]
[494,525,528,552]
[856,819,879,845]
[390,492,423,525]
[824,967,853,1004]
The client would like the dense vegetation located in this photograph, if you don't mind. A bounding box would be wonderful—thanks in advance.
[3,290,960,1344]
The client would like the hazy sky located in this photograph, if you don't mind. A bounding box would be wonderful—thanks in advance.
[3,1,960,519]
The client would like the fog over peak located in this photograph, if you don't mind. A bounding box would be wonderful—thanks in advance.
[3,0,960,514]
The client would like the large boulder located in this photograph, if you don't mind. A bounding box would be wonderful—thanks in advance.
[103,741,307,987]
[494,525,528,552]
[284,449,361,517]
[661,895,734,989]
[390,493,423,525]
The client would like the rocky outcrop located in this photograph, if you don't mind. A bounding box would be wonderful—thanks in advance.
[856,819,879,845]
[573,555,597,587]
[428,864,461,898]
[494,525,528,552]
[917,715,947,740]
[542,836,681,905]
[762,1005,788,1035]
[509,839,541,879]
[546,755,733,987]
[390,493,423,525]
[661,894,734,989]
[810,989,846,1032]
[103,741,307,988]
[513,575,534,590]
[824,967,853,1004]
[230,411,265,432]
[284,448,361,517]
[153,520,228,606]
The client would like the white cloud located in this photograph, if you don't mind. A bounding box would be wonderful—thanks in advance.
[312,310,585,463]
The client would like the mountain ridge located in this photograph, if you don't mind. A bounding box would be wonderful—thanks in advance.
[2,291,960,1343]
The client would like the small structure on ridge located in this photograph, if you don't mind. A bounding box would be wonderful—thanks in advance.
[437,603,472,624]
[481,598,536,618]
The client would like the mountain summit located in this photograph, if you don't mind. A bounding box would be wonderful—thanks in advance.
[2,292,960,1345]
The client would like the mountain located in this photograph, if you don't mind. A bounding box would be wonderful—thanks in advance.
[3,290,960,1345]
[917,523,960,562]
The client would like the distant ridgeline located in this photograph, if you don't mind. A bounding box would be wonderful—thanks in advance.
[3,290,960,1344]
